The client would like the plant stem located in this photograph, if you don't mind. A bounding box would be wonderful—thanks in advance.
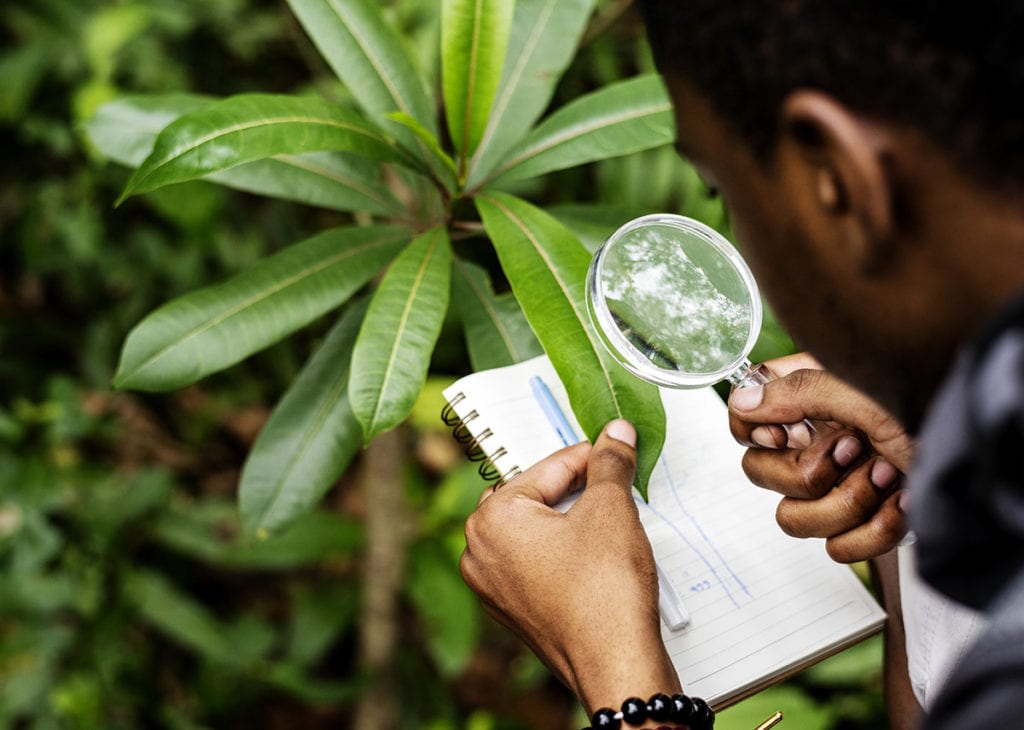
[353,426,408,730]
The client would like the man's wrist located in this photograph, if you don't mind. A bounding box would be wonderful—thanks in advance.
[570,624,682,716]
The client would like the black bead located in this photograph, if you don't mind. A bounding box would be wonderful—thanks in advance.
[691,697,713,728]
[647,693,673,721]
[671,693,695,722]
[621,697,647,725]
[591,708,620,729]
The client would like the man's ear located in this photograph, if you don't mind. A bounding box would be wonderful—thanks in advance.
[779,90,894,274]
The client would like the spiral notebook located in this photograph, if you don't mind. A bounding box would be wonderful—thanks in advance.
[442,355,885,709]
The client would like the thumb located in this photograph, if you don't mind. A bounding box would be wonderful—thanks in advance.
[579,419,637,504]
[728,368,909,456]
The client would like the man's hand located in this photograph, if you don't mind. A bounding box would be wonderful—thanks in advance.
[727,353,915,562]
[460,420,681,714]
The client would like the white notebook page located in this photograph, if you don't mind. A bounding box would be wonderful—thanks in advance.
[444,355,885,707]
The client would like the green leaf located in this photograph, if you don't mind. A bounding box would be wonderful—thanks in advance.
[114,225,410,391]
[386,111,458,182]
[407,542,481,676]
[285,0,436,136]
[82,94,213,165]
[86,95,403,215]
[714,685,835,730]
[452,258,542,370]
[476,192,665,497]
[547,203,646,252]
[802,633,883,687]
[240,301,368,538]
[216,151,404,216]
[125,570,235,664]
[488,74,676,186]
[117,93,409,203]
[441,0,514,173]
[285,583,359,667]
[466,0,596,187]
[750,303,798,365]
[349,227,452,442]
[151,506,364,570]
[0,43,51,122]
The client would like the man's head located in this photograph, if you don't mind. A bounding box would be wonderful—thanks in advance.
[639,1,1024,429]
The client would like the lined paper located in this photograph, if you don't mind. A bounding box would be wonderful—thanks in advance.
[444,355,885,708]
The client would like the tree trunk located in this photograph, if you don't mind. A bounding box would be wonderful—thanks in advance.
[353,426,407,730]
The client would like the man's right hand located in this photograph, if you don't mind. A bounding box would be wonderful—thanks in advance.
[727,353,916,562]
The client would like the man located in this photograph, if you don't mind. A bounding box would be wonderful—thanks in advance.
[460,2,1024,727]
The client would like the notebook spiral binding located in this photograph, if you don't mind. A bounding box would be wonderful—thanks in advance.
[441,392,522,485]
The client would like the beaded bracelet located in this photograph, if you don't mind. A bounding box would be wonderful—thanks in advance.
[584,692,714,730]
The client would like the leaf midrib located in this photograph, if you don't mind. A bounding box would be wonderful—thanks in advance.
[458,0,485,168]
[454,259,522,361]
[481,194,622,416]
[274,154,399,211]
[327,0,415,119]
[253,364,351,532]
[119,232,405,384]
[471,0,558,168]
[490,100,672,182]
[368,232,443,431]
[136,114,388,189]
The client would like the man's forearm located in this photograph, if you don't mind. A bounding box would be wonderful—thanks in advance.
[871,548,923,730]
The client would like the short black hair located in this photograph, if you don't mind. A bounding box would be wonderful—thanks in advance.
[639,1,1024,190]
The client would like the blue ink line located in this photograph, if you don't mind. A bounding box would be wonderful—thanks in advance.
[660,455,752,599]
[636,495,741,609]
[530,376,579,446]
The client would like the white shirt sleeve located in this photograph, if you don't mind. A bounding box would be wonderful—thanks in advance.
[899,542,987,710]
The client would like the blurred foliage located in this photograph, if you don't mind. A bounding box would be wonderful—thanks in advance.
[1,0,875,728]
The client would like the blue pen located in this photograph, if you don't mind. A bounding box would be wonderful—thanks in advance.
[530,376,579,446]
[529,374,689,630]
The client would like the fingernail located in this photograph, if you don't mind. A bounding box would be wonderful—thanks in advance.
[605,419,636,447]
[898,489,910,514]
[871,459,898,489]
[786,421,812,448]
[751,425,781,448]
[730,385,764,411]
[832,436,862,467]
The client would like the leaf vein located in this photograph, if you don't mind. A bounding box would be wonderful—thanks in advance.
[140,114,388,188]
[459,0,485,164]
[492,101,672,180]
[123,232,405,382]
[369,233,442,430]
[275,154,397,211]
[471,0,557,166]
[454,259,520,361]
[481,195,622,415]
[254,367,350,532]
[326,0,412,117]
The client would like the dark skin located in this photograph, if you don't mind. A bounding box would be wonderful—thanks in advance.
[666,76,1024,431]
[461,74,1024,728]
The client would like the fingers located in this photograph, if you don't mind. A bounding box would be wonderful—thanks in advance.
[729,366,913,466]
[774,456,901,536]
[757,352,823,377]
[741,429,865,499]
[575,420,638,510]
[486,441,592,507]
[475,420,637,513]
[823,490,908,563]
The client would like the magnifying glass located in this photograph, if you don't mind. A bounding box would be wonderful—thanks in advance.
[587,213,777,388]
[586,214,813,439]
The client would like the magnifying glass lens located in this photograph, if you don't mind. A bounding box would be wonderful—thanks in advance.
[587,215,763,389]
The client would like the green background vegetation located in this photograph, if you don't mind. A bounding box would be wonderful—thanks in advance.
[1,0,884,727]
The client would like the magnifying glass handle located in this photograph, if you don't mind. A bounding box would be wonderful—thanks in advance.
[732,361,816,448]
